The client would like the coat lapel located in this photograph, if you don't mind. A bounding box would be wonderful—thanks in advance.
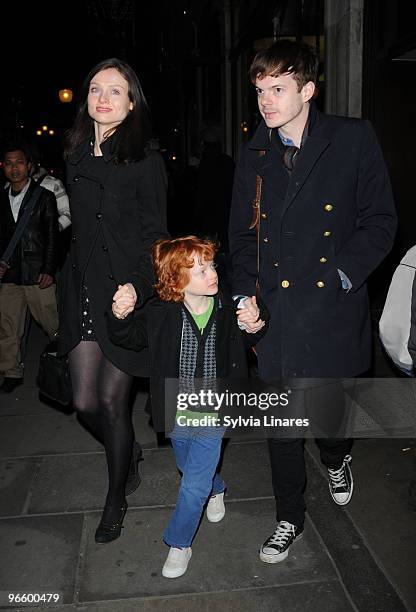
[251,150,273,178]
[249,124,289,204]
[165,304,183,378]
[248,105,331,217]
[281,135,330,217]
[215,296,234,376]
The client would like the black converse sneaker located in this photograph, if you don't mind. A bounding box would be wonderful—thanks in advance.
[260,521,304,563]
[327,454,353,505]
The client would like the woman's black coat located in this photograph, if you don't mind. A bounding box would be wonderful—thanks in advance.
[58,137,168,375]
[106,292,268,432]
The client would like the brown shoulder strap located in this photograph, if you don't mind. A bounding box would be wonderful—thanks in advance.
[248,150,266,284]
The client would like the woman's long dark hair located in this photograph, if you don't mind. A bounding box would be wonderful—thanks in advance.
[64,58,152,163]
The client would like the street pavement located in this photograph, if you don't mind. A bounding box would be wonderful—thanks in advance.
[0,320,415,612]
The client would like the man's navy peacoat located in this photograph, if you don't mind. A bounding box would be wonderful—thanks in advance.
[229,102,397,380]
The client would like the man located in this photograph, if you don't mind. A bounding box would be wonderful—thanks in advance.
[229,40,397,563]
[0,142,59,393]
[30,161,71,233]
[193,127,235,253]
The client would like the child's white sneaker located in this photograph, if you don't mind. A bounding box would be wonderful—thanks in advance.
[162,547,192,578]
[206,491,225,522]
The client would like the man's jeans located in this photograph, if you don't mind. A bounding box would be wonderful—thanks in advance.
[163,425,226,548]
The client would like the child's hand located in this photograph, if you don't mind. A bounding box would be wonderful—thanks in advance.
[243,318,265,333]
[237,296,265,333]
[112,283,136,319]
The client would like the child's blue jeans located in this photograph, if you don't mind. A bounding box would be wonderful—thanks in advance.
[163,425,226,548]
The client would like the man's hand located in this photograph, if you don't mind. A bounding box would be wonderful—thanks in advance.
[0,261,9,279]
[237,295,265,333]
[112,283,137,319]
[38,273,54,289]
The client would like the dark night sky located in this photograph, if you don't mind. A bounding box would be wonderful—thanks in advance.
[3,2,157,108]
[2,0,201,164]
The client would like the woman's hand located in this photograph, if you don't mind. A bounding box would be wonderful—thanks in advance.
[112,283,137,319]
[237,295,260,324]
[237,296,265,333]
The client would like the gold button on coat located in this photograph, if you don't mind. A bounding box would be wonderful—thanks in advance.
[317,281,325,288]
[261,212,267,219]
[281,280,290,288]
[320,257,327,263]
[324,204,333,211]
[324,230,331,237]
[263,237,269,243]
[273,261,279,267]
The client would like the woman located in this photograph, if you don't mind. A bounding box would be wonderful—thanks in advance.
[59,58,167,543]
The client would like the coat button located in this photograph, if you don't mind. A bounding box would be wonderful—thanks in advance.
[71,263,76,270]
[261,212,267,219]
[73,176,80,182]
[108,274,114,280]
[317,281,325,288]
[263,237,269,243]
[273,261,279,267]
[324,204,333,212]
[96,213,103,220]
[232,362,237,368]
[72,235,76,242]
[319,257,327,263]
[323,230,331,237]
[102,245,108,252]
[281,280,290,288]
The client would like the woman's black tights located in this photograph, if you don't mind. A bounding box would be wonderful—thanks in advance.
[69,341,133,516]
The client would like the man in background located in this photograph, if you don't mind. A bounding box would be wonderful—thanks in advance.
[0,141,59,393]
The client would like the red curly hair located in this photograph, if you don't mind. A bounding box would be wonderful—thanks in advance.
[152,236,218,302]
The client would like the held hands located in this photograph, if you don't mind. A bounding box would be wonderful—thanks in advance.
[112,283,137,319]
[237,296,266,333]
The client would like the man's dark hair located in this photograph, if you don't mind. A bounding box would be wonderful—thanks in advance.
[249,39,318,91]
[64,57,152,164]
[1,138,31,162]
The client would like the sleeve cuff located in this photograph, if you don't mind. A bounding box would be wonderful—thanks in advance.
[337,269,352,292]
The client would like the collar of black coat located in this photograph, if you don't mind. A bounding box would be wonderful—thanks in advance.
[248,100,319,151]
[68,131,117,165]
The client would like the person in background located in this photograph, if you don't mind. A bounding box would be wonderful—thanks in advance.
[192,127,235,254]
[0,141,59,393]
[29,151,71,233]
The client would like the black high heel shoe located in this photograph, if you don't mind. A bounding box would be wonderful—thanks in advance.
[95,500,127,544]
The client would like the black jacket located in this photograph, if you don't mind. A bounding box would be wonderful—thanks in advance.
[106,291,268,432]
[58,137,168,375]
[0,180,59,284]
[229,102,397,379]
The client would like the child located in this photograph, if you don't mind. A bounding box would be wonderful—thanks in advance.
[107,236,267,578]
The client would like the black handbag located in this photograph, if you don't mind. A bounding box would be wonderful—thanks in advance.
[37,346,72,405]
